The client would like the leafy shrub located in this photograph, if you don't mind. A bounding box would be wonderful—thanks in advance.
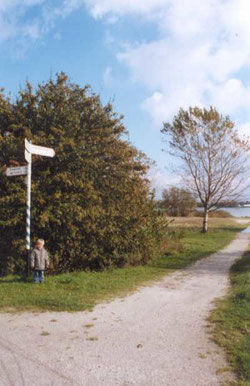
[0,74,166,275]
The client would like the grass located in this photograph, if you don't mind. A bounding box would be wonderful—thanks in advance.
[0,218,247,313]
[210,249,250,385]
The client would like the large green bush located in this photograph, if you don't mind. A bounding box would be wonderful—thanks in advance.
[0,74,162,274]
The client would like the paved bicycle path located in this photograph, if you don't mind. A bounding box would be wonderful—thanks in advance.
[1,227,249,385]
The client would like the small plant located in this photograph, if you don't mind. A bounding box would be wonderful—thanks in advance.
[87,336,98,341]
[84,323,94,328]
[41,331,50,336]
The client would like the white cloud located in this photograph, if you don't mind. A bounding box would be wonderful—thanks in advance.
[83,0,250,195]
[0,0,76,49]
[0,0,46,45]
[1,0,250,133]
[103,66,113,86]
[87,0,250,126]
[209,79,250,115]
[83,0,171,19]
[55,0,83,18]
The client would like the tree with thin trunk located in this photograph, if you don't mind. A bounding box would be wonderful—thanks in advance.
[161,106,249,232]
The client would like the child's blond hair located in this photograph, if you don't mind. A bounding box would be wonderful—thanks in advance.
[37,239,45,245]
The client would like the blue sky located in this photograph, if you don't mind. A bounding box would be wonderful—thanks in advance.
[1,0,250,197]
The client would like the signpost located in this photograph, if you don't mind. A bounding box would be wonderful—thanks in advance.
[6,166,28,177]
[25,140,55,158]
[6,139,56,278]
[24,139,55,277]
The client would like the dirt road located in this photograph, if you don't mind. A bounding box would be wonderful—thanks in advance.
[1,227,249,386]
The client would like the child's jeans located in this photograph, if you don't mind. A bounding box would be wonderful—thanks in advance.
[33,270,45,283]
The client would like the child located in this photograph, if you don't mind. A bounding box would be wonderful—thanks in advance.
[30,239,49,283]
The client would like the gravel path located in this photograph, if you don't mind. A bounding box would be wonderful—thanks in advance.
[1,227,249,386]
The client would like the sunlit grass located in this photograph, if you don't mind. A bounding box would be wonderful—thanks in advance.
[0,218,246,312]
[210,250,250,384]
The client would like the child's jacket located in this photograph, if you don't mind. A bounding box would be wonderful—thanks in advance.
[30,247,49,270]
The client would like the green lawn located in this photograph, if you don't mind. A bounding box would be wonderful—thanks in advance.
[210,249,250,385]
[0,219,246,312]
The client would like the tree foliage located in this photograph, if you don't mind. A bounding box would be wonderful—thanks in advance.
[161,187,196,216]
[162,106,249,232]
[0,74,163,275]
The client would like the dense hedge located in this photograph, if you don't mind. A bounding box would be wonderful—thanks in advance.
[0,74,165,275]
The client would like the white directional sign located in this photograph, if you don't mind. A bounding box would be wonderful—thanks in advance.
[25,139,55,158]
[6,166,28,177]
[25,149,31,163]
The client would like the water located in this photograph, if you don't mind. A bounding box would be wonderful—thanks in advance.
[217,207,250,218]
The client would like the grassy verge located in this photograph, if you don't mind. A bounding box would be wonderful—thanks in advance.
[210,249,250,385]
[0,218,247,312]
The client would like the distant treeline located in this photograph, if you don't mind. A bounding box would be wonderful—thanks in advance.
[157,188,233,217]
[157,187,196,217]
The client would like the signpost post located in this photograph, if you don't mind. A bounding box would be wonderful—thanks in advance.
[24,139,55,278]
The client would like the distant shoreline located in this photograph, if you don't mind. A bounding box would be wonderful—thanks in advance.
[215,207,250,218]
[196,207,250,217]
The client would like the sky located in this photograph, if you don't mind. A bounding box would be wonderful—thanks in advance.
[1,0,250,198]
